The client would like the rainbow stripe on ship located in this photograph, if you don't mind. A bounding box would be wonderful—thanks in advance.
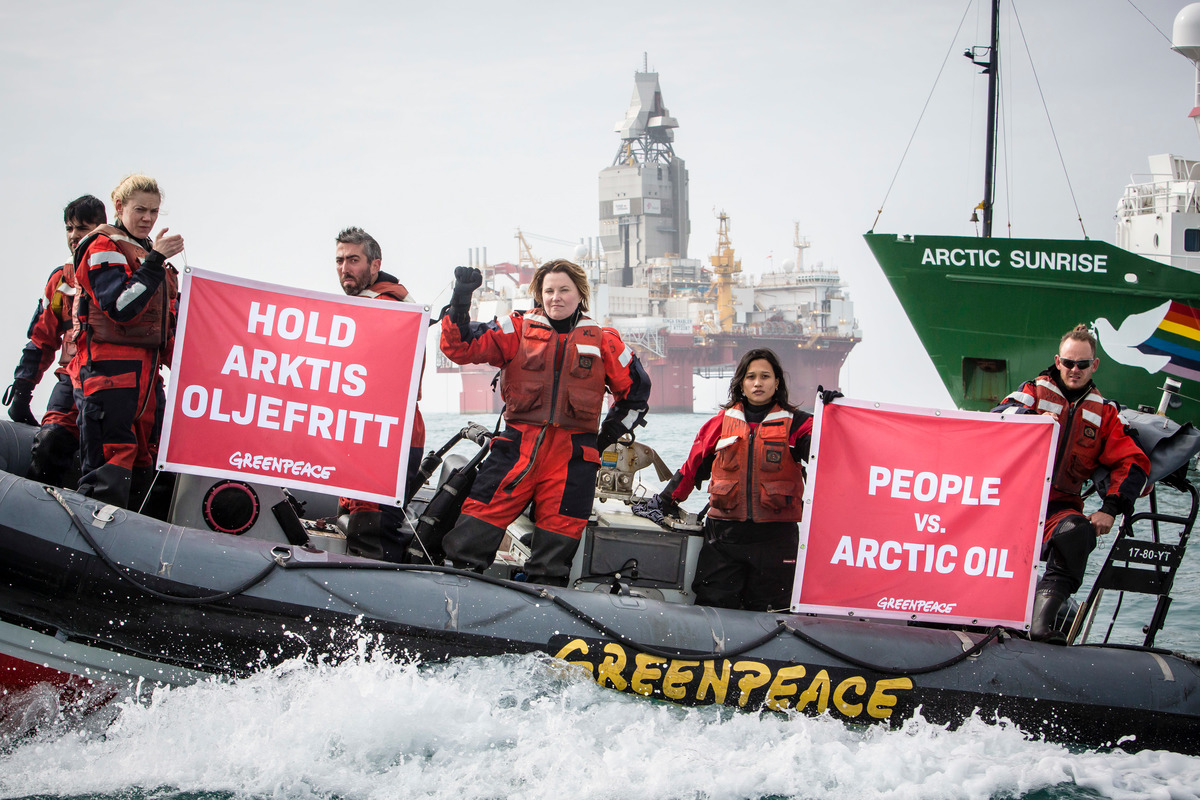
[1136,300,1200,381]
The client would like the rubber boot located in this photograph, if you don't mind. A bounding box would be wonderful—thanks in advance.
[346,510,387,561]
[1029,582,1071,644]
[26,423,79,489]
[442,514,507,573]
[377,506,413,564]
[523,527,581,587]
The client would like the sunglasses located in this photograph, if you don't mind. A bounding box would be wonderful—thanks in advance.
[1058,357,1094,370]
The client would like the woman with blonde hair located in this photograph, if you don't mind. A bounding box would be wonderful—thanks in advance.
[70,174,183,510]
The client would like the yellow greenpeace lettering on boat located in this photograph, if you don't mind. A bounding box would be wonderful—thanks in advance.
[550,636,913,720]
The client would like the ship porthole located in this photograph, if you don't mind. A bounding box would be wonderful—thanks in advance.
[1124,273,1139,284]
[202,480,260,535]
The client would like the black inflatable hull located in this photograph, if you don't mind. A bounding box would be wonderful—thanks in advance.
[1,470,1198,755]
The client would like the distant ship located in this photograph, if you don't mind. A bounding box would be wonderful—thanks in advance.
[865,1,1200,421]
[440,63,861,413]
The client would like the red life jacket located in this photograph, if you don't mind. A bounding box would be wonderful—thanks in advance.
[361,280,410,302]
[74,225,178,350]
[1031,377,1108,496]
[706,403,805,523]
[501,309,607,433]
[47,264,78,369]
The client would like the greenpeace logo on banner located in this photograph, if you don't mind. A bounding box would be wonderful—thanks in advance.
[876,597,957,615]
[228,451,336,480]
[791,398,1057,629]
[158,269,427,505]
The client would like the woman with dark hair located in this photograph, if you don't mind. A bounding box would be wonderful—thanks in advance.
[648,347,812,611]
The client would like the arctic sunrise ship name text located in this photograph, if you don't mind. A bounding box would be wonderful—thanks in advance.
[920,247,1108,272]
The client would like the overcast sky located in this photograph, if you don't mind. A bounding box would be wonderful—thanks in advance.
[3,0,1196,414]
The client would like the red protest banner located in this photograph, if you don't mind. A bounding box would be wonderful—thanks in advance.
[791,399,1057,628]
[158,268,427,504]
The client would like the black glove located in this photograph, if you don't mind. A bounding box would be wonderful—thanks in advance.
[3,380,36,426]
[449,266,483,324]
[596,419,625,452]
[818,385,844,406]
[633,492,680,527]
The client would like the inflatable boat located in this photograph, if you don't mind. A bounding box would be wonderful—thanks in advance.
[1,418,1199,755]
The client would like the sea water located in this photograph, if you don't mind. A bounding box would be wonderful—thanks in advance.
[2,411,1200,800]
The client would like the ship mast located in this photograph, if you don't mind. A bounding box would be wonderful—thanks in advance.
[792,221,810,273]
[966,0,1000,237]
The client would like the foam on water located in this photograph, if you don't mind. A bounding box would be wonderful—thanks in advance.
[3,650,1200,800]
[3,411,1199,799]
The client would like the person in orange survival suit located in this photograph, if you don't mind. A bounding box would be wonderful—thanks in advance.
[333,226,426,562]
[638,348,813,611]
[3,195,106,488]
[70,175,182,510]
[993,324,1150,643]
[439,259,651,586]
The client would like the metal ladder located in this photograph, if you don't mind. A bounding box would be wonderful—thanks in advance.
[1069,472,1198,647]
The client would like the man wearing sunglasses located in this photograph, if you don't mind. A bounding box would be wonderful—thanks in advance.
[994,324,1149,643]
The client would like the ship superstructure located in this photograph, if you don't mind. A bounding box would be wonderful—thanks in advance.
[591,63,859,412]
[865,1,1200,421]
[440,63,860,414]
[598,65,689,286]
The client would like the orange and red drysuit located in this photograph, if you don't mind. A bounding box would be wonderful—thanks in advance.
[336,274,426,562]
[995,367,1150,593]
[669,402,812,610]
[11,263,82,486]
[438,307,650,584]
[70,222,177,509]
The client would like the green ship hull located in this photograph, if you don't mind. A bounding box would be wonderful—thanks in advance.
[864,232,1200,421]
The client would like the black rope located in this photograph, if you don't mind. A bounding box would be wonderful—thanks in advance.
[786,623,1007,676]
[46,486,280,605]
[47,483,1010,673]
[278,558,1011,669]
[276,557,789,660]
[544,594,788,662]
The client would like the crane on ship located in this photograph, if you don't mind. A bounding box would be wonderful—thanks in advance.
[710,211,741,332]
[515,227,540,271]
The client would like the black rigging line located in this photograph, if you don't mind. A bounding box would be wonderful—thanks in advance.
[870,0,975,232]
[1010,1,1088,239]
[1126,0,1174,45]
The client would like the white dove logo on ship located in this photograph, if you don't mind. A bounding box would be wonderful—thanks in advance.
[1093,300,1200,381]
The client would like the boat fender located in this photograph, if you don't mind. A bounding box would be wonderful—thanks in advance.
[201,480,260,535]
